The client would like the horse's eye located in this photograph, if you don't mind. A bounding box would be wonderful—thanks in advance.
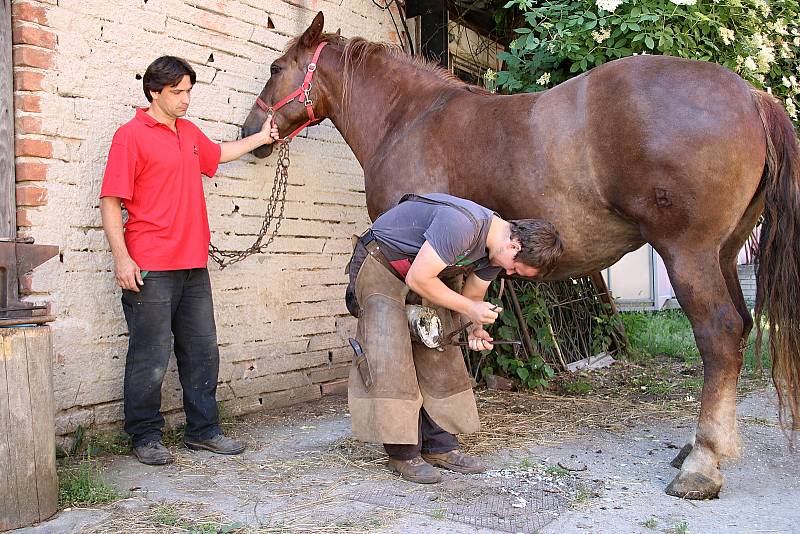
[270,64,281,75]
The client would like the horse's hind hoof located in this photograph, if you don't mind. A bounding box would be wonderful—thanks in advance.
[665,470,721,500]
[670,443,693,469]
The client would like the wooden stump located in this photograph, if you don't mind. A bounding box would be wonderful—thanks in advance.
[0,326,58,531]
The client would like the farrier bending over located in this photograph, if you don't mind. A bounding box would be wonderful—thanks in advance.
[100,56,279,466]
[346,193,564,483]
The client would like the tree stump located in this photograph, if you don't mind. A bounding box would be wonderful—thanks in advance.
[0,326,58,531]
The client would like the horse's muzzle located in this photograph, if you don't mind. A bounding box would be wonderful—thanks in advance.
[242,124,274,158]
[251,143,273,159]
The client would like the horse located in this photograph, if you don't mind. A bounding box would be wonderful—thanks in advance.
[242,11,800,499]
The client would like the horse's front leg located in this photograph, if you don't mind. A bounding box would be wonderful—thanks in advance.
[661,250,744,499]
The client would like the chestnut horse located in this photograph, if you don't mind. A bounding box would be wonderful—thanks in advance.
[242,12,800,499]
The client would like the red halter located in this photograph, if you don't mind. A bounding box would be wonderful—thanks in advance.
[256,41,328,142]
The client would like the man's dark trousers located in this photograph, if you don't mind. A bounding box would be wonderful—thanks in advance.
[121,268,221,447]
[384,408,459,460]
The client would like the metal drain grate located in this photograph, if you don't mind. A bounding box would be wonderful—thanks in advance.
[340,471,579,533]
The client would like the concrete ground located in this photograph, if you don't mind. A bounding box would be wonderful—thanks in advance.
[13,387,800,534]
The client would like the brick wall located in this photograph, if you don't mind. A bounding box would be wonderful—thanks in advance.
[11,0,403,437]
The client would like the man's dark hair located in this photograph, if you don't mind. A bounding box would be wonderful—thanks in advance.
[142,56,196,102]
[509,219,564,277]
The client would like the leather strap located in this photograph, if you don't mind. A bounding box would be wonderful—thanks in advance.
[255,41,329,141]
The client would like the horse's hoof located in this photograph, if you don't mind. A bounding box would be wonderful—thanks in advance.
[670,443,693,469]
[665,470,721,500]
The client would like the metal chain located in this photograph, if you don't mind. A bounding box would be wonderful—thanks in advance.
[208,140,291,269]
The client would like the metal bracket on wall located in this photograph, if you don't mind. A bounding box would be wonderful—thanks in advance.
[0,238,58,326]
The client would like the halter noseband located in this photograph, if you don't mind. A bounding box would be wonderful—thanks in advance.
[256,41,328,142]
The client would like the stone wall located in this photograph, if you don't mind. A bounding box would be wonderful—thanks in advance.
[11,0,402,437]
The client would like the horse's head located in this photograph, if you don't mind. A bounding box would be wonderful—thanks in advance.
[242,11,335,158]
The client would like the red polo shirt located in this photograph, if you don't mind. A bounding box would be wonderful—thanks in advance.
[100,108,222,270]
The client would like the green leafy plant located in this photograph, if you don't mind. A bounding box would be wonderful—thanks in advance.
[474,277,624,389]
[480,282,556,389]
[494,0,799,126]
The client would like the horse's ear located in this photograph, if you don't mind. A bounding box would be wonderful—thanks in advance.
[335,28,341,36]
[300,11,325,48]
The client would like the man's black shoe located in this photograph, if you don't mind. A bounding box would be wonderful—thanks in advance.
[185,434,245,455]
[133,441,173,465]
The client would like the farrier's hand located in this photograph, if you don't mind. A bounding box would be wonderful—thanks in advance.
[115,255,143,292]
[465,301,503,326]
[468,327,494,351]
[261,113,280,144]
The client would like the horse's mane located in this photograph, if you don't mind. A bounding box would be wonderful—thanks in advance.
[287,33,468,87]
[286,32,489,132]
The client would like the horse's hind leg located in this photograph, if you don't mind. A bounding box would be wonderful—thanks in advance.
[658,248,743,499]
[669,197,762,471]
[721,194,763,347]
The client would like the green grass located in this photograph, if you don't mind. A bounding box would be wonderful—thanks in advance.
[641,517,658,529]
[86,432,133,456]
[629,375,673,396]
[58,460,121,508]
[149,503,244,533]
[573,488,590,506]
[564,380,594,395]
[621,310,770,372]
[545,464,570,477]
[669,520,692,534]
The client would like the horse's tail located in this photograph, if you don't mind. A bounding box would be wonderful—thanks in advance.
[753,89,800,432]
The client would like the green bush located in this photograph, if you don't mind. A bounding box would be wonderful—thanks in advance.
[491,0,799,125]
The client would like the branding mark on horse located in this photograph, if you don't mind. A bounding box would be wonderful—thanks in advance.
[655,188,672,208]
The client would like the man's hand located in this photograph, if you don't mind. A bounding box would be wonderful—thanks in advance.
[218,113,281,163]
[260,113,280,144]
[115,255,144,292]
[465,301,503,326]
[468,327,494,351]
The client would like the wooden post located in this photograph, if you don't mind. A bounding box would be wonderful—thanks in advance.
[0,326,58,531]
[0,0,15,239]
[506,280,536,362]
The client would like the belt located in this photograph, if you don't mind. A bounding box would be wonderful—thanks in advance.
[359,230,405,281]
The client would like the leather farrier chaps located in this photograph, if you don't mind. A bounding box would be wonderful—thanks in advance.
[347,243,480,444]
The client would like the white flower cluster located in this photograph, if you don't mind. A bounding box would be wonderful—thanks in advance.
[669,0,697,5]
[595,0,623,13]
[753,0,771,17]
[591,28,612,43]
[746,33,776,73]
[771,20,789,36]
[786,98,797,119]
[718,27,734,46]
[537,72,551,86]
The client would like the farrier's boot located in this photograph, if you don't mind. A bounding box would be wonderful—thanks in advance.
[422,449,486,474]
[387,456,442,484]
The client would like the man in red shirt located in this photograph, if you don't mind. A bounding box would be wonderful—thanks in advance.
[100,56,279,465]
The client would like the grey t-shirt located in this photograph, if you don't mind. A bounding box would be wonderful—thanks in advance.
[371,193,503,281]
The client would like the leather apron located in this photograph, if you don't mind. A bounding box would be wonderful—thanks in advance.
[347,251,480,444]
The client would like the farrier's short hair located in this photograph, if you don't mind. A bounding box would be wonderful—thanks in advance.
[142,56,196,102]
[509,219,564,277]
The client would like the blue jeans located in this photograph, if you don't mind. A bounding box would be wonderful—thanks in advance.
[121,268,221,446]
